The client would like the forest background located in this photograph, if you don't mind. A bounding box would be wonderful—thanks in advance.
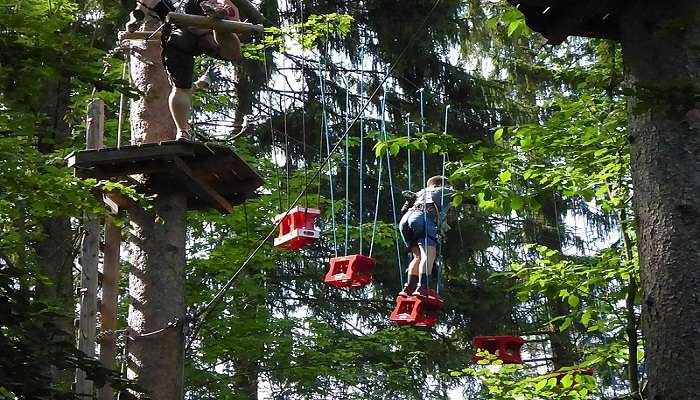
[0,0,651,399]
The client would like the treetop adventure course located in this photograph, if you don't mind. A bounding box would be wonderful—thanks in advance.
[3,0,699,399]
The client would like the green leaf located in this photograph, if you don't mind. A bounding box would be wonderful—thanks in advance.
[494,128,504,141]
[559,317,573,332]
[568,295,580,307]
[498,170,512,183]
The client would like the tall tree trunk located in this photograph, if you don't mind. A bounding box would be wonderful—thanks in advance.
[126,19,186,400]
[34,76,75,390]
[532,191,577,370]
[621,3,700,398]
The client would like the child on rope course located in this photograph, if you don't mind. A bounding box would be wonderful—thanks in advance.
[128,0,241,141]
[398,175,454,297]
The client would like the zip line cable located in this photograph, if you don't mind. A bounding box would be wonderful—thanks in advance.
[186,0,444,349]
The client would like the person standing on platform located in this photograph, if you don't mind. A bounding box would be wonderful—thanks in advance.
[398,175,454,297]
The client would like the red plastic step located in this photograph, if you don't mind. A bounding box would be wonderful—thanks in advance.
[273,206,321,251]
[390,290,444,328]
[324,254,377,288]
[471,335,526,364]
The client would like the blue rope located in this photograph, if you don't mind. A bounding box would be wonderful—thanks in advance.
[369,146,383,258]
[319,58,338,256]
[406,114,412,192]
[436,105,450,294]
[380,91,404,286]
[344,83,350,256]
[358,45,366,254]
[419,89,429,288]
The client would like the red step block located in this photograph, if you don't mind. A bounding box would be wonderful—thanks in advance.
[273,206,321,251]
[471,335,526,364]
[389,290,444,328]
[324,254,377,288]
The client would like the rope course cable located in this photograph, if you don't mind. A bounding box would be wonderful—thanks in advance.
[319,56,338,256]
[358,43,366,254]
[436,104,450,294]
[186,0,445,349]
[380,89,405,287]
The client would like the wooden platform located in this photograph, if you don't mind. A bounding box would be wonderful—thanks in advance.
[67,141,264,213]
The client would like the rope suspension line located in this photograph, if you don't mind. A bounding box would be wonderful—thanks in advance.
[405,113,412,192]
[436,104,450,294]
[344,82,351,256]
[418,88,429,288]
[318,57,338,256]
[358,43,366,254]
[379,89,405,286]
[368,133,384,258]
[187,0,445,348]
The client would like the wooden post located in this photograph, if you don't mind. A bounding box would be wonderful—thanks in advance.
[76,99,104,397]
[98,216,121,400]
[126,19,186,400]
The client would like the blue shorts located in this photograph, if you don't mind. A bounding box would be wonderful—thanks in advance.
[399,210,438,247]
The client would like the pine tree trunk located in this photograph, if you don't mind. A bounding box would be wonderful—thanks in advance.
[126,19,186,400]
[34,77,75,390]
[621,3,700,398]
[531,191,577,370]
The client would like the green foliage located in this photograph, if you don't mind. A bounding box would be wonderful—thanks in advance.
[242,13,354,60]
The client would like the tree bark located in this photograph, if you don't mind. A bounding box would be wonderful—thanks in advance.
[99,218,121,400]
[530,191,578,370]
[621,3,700,398]
[126,19,186,400]
[34,75,75,391]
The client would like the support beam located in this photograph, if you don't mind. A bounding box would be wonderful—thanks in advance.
[166,13,264,34]
[172,156,233,213]
[76,99,104,397]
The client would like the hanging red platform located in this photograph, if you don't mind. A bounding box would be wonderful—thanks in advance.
[471,335,526,364]
[324,254,377,288]
[273,206,321,251]
[389,290,444,328]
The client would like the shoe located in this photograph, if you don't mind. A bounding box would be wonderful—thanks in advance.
[176,130,193,141]
[412,287,431,297]
[398,283,416,296]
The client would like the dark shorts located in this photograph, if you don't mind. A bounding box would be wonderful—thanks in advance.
[162,27,221,88]
[399,210,438,248]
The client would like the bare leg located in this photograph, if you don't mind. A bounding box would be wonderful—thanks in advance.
[168,86,192,138]
[415,244,437,294]
[212,29,241,61]
[399,245,421,295]
[408,245,421,276]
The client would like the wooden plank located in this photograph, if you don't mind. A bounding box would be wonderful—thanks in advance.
[166,12,264,34]
[67,144,195,169]
[172,156,234,213]
[76,100,103,398]
[98,217,121,400]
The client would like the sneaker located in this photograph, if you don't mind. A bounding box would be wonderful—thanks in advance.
[411,287,431,297]
[398,283,416,296]
[176,130,193,141]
